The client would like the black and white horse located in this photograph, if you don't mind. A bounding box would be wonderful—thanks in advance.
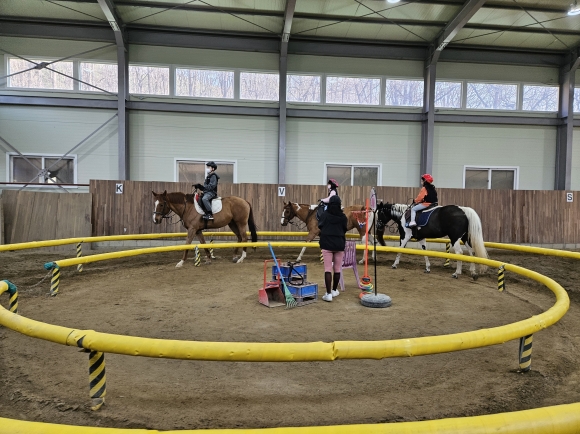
[375,202,488,279]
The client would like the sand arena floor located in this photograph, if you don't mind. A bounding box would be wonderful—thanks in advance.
[1,245,579,430]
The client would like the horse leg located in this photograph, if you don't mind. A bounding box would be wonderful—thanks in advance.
[228,222,242,263]
[392,232,412,269]
[197,231,212,264]
[176,228,196,268]
[462,234,478,280]
[298,231,317,262]
[418,239,431,273]
[297,246,307,262]
[451,239,463,278]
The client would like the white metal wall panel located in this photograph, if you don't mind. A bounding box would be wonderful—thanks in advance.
[0,106,118,183]
[129,111,278,183]
[288,55,423,77]
[434,123,556,190]
[0,36,117,62]
[286,118,421,187]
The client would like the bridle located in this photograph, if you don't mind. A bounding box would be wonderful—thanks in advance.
[282,203,309,230]
[153,196,185,226]
[376,205,399,234]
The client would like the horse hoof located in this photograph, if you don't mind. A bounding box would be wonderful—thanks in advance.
[232,257,239,263]
[175,261,184,268]
[424,269,430,274]
[391,264,397,269]
[236,258,244,264]
[451,273,458,279]
[472,274,479,281]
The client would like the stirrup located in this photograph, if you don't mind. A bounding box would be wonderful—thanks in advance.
[407,221,417,228]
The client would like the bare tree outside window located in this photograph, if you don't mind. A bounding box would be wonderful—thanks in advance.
[575,88,580,113]
[326,76,380,105]
[11,155,75,184]
[287,75,320,103]
[176,69,234,99]
[327,164,379,187]
[466,83,517,110]
[385,79,423,107]
[240,72,279,101]
[80,62,118,92]
[522,85,559,112]
[129,65,169,95]
[435,81,462,108]
[9,58,73,90]
[178,161,234,184]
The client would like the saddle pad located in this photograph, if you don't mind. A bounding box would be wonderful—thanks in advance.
[194,197,223,215]
[416,206,439,227]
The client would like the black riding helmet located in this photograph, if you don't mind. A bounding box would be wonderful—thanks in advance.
[206,161,217,170]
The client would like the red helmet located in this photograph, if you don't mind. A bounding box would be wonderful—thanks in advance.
[421,174,434,183]
[328,179,339,189]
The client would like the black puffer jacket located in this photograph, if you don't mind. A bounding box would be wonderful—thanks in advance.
[318,196,348,252]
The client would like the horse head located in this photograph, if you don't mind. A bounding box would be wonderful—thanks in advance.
[376,201,393,230]
[280,201,297,226]
[152,190,170,224]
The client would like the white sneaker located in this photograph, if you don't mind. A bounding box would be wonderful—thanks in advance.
[322,293,332,302]
[331,289,340,297]
[408,221,417,227]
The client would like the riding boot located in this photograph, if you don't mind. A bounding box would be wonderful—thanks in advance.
[324,272,332,294]
[331,272,341,297]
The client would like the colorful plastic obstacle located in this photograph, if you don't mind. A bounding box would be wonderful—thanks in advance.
[258,259,285,308]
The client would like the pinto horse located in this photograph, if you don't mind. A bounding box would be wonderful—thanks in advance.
[375,202,488,278]
[280,202,375,263]
[152,191,257,267]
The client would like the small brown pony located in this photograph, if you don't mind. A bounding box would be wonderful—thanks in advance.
[152,191,257,267]
[280,202,375,263]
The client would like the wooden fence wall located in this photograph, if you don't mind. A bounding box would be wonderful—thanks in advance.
[2,190,92,244]
[90,180,580,245]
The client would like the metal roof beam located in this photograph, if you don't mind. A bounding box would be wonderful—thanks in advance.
[97,0,125,48]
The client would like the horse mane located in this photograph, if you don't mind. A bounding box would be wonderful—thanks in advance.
[166,192,186,203]
[390,203,407,219]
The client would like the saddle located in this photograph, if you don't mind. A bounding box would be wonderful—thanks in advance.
[404,203,439,228]
[194,193,223,215]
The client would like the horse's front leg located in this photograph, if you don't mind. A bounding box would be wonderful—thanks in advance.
[451,239,463,278]
[298,231,317,262]
[392,231,412,269]
[176,228,196,268]
[418,239,430,273]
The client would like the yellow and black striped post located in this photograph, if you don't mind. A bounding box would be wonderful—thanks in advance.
[443,243,451,267]
[498,264,506,292]
[76,242,83,272]
[89,350,106,410]
[194,245,201,267]
[209,239,216,259]
[3,280,18,314]
[43,262,61,297]
[518,334,533,372]
[320,251,324,263]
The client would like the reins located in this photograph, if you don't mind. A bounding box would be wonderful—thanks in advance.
[154,197,187,227]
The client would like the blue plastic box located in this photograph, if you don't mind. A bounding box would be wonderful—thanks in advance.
[272,263,307,282]
[285,282,318,299]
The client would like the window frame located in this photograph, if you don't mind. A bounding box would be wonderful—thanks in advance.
[6,55,76,92]
[521,83,559,113]
[174,159,237,183]
[463,165,519,190]
[128,62,171,97]
[6,152,78,186]
[173,65,236,100]
[324,73,383,107]
[238,69,280,102]
[464,80,520,111]
[383,77,425,108]
[434,80,464,109]
[78,60,118,94]
[286,72,322,104]
[324,162,382,187]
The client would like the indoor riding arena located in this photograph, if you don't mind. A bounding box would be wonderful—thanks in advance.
[1,1,580,433]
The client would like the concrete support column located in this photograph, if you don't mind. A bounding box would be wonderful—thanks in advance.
[555,61,577,190]
[421,62,436,179]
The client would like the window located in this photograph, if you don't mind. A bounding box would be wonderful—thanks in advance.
[522,85,559,112]
[326,164,379,187]
[240,72,279,101]
[8,58,73,90]
[9,154,75,184]
[177,160,235,184]
[435,81,462,108]
[466,83,518,110]
[79,62,118,93]
[385,79,423,107]
[574,88,580,113]
[129,65,169,95]
[175,68,234,99]
[326,76,380,105]
[464,167,517,190]
[287,74,320,103]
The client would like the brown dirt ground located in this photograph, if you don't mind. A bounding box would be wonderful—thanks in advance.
[1,244,580,431]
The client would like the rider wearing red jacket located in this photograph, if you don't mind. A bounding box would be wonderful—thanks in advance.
[408,174,438,228]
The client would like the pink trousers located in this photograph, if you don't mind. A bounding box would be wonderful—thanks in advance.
[321,249,344,273]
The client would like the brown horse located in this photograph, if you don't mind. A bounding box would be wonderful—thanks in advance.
[280,202,375,263]
[152,191,257,267]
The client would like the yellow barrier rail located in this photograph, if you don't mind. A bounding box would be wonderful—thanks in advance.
[1,243,569,362]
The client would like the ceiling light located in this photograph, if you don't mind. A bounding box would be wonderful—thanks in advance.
[387,0,401,3]
[569,1,580,16]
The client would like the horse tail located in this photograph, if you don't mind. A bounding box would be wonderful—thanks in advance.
[247,201,258,243]
[459,206,488,273]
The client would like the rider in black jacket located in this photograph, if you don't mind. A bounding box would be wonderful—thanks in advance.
[194,161,219,220]
[318,195,348,302]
